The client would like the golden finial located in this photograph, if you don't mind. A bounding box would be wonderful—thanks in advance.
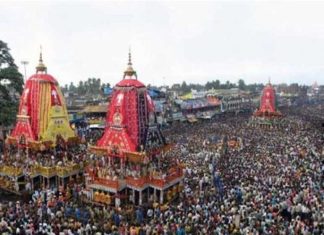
[36,45,47,73]
[128,47,132,66]
[39,46,43,62]
[124,48,137,79]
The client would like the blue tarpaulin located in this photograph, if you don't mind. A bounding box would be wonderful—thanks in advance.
[148,89,160,98]
[103,87,113,95]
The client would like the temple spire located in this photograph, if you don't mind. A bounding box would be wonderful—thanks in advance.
[36,46,47,73]
[124,48,137,79]
[128,48,132,66]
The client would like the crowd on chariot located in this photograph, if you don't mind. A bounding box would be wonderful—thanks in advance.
[0,144,87,192]
[0,104,323,234]
[86,148,180,182]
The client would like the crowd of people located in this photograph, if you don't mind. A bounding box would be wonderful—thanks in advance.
[85,146,179,183]
[0,143,87,192]
[0,104,323,234]
[2,147,87,170]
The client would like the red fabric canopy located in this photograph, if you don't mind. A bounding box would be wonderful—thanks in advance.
[10,71,73,144]
[96,77,155,155]
[116,78,145,88]
[259,83,276,113]
[253,83,282,118]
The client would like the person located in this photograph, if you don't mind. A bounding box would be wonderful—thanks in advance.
[176,225,185,235]
[136,207,144,225]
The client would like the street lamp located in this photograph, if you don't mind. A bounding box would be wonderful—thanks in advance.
[21,60,29,81]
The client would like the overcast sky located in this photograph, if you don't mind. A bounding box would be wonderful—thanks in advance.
[1,0,324,87]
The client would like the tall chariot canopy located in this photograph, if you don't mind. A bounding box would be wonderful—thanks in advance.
[253,81,282,117]
[8,51,75,146]
[92,51,165,156]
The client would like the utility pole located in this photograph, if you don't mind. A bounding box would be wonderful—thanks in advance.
[21,60,29,81]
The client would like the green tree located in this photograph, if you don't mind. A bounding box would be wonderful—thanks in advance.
[181,81,191,93]
[205,81,212,90]
[69,82,76,93]
[84,80,89,93]
[238,79,246,90]
[214,80,220,89]
[0,40,24,126]
[78,80,86,95]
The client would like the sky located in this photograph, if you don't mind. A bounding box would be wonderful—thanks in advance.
[1,0,324,87]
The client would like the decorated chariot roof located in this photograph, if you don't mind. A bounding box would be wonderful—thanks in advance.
[116,78,145,88]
